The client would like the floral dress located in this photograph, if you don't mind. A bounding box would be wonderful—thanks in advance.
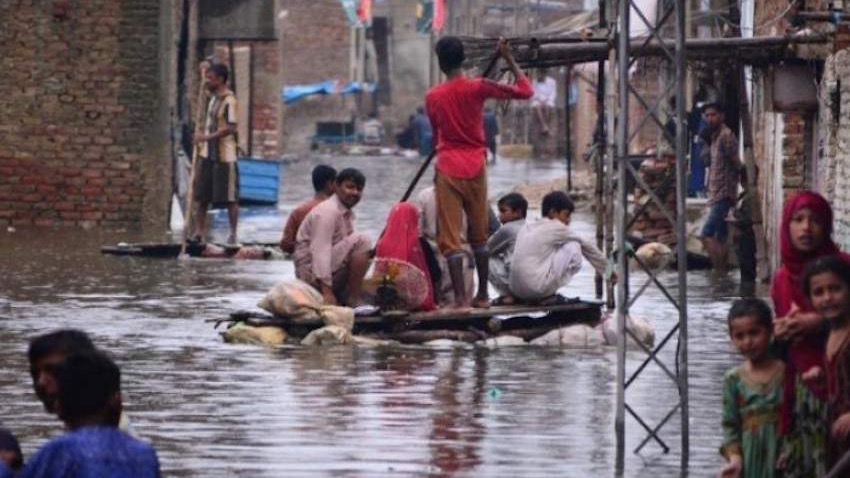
[721,364,784,478]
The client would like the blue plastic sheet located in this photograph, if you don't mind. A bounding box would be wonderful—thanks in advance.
[282,81,377,104]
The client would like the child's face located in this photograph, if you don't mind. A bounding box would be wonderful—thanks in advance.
[789,207,825,253]
[498,205,522,224]
[729,315,772,362]
[808,271,850,322]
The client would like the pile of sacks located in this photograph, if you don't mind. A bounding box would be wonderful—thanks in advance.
[222,279,356,347]
[476,314,655,349]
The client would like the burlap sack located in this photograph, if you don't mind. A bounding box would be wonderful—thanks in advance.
[222,322,287,347]
[300,325,352,346]
[318,305,354,331]
[257,279,323,320]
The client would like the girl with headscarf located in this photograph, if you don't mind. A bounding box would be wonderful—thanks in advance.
[772,191,850,476]
[375,202,436,311]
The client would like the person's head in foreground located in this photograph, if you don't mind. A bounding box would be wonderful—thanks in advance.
[803,255,850,325]
[0,428,22,472]
[435,36,465,75]
[497,193,528,224]
[726,298,774,364]
[541,191,574,226]
[28,329,95,414]
[55,350,122,430]
[335,168,366,209]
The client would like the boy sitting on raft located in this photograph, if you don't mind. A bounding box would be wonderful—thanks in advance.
[487,193,528,303]
[425,36,533,309]
[509,191,611,304]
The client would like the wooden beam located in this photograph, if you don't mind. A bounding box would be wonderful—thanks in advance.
[462,34,829,69]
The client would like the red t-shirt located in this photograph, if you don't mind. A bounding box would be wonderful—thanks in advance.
[426,75,533,179]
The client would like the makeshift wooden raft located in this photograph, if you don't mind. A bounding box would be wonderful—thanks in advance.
[221,298,603,345]
[100,241,282,259]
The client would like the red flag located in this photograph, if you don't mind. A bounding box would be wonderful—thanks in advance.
[357,0,372,26]
[433,0,445,31]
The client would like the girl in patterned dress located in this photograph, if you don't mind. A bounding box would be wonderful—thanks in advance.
[720,298,785,478]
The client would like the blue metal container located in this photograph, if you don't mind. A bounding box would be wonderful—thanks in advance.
[238,158,281,205]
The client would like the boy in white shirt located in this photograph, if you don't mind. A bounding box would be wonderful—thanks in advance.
[509,191,610,302]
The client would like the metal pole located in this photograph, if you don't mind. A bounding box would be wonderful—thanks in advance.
[674,0,690,470]
[247,43,254,157]
[596,0,608,302]
[615,0,630,472]
[566,65,573,192]
[605,1,617,312]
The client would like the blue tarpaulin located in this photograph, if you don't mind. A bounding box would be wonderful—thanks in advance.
[282,81,377,104]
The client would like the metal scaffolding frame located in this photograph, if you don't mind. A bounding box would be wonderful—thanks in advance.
[611,0,689,473]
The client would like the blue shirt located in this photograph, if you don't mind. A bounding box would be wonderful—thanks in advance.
[0,463,14,478]
[19,426,160,478]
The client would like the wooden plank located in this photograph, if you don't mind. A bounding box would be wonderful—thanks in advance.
[101,241,282,258]
[224,300,603,328]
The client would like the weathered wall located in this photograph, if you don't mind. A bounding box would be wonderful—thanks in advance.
[817,48,850,250]
[211,41,282,159]
[0,0,174,228]
[374,0,431,133]
[279,0,352,153]
[749,0,832,271]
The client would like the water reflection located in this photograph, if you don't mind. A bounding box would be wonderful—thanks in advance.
[0,155,755,476]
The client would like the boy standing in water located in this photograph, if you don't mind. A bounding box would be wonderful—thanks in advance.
[425,37,533,309]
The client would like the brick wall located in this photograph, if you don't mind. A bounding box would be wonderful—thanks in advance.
[279,0,352,153]
[0,0,173,228]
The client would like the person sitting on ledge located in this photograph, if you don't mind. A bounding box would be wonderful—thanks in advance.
[509,191,611,304]
[293,168,372,306]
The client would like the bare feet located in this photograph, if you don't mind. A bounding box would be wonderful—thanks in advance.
[471,295,491,309]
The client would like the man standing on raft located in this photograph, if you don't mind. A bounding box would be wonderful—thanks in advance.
[425,37,533,309]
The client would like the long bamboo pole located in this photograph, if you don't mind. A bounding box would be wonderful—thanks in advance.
[179,62,210,258]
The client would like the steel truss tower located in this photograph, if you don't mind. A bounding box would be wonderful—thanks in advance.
[611,0,689,473]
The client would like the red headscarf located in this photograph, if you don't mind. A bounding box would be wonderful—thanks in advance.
[771,191,850,431]
[375,202,436,311]
[773,191,845,316]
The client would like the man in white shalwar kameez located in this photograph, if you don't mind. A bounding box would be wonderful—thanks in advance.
[509,191,609,302]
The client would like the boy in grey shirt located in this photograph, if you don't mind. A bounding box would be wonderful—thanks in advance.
[488,193,528,303]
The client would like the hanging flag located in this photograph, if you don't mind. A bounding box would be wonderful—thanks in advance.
[416,0,433,33]
[357,0,373,27]
[339,0,362,28]
[433,0,445,31]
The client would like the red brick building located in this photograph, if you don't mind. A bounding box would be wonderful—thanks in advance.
[0,0,178,228]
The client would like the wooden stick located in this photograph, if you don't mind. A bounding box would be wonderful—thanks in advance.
[180,62,210,257]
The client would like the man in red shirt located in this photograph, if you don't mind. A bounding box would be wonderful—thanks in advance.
[426,37,533,308]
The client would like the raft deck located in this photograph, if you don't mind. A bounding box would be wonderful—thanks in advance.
[224,298,603,344]
[101,241,281,258]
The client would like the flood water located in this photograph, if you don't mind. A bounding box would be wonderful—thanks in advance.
[0,155,760,477]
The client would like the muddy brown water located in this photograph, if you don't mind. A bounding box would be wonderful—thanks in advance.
[0,156,760,476]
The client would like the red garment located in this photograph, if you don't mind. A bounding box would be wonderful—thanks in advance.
[771,190,850,432]
[426,75,533,179]
[376,202,436,311]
